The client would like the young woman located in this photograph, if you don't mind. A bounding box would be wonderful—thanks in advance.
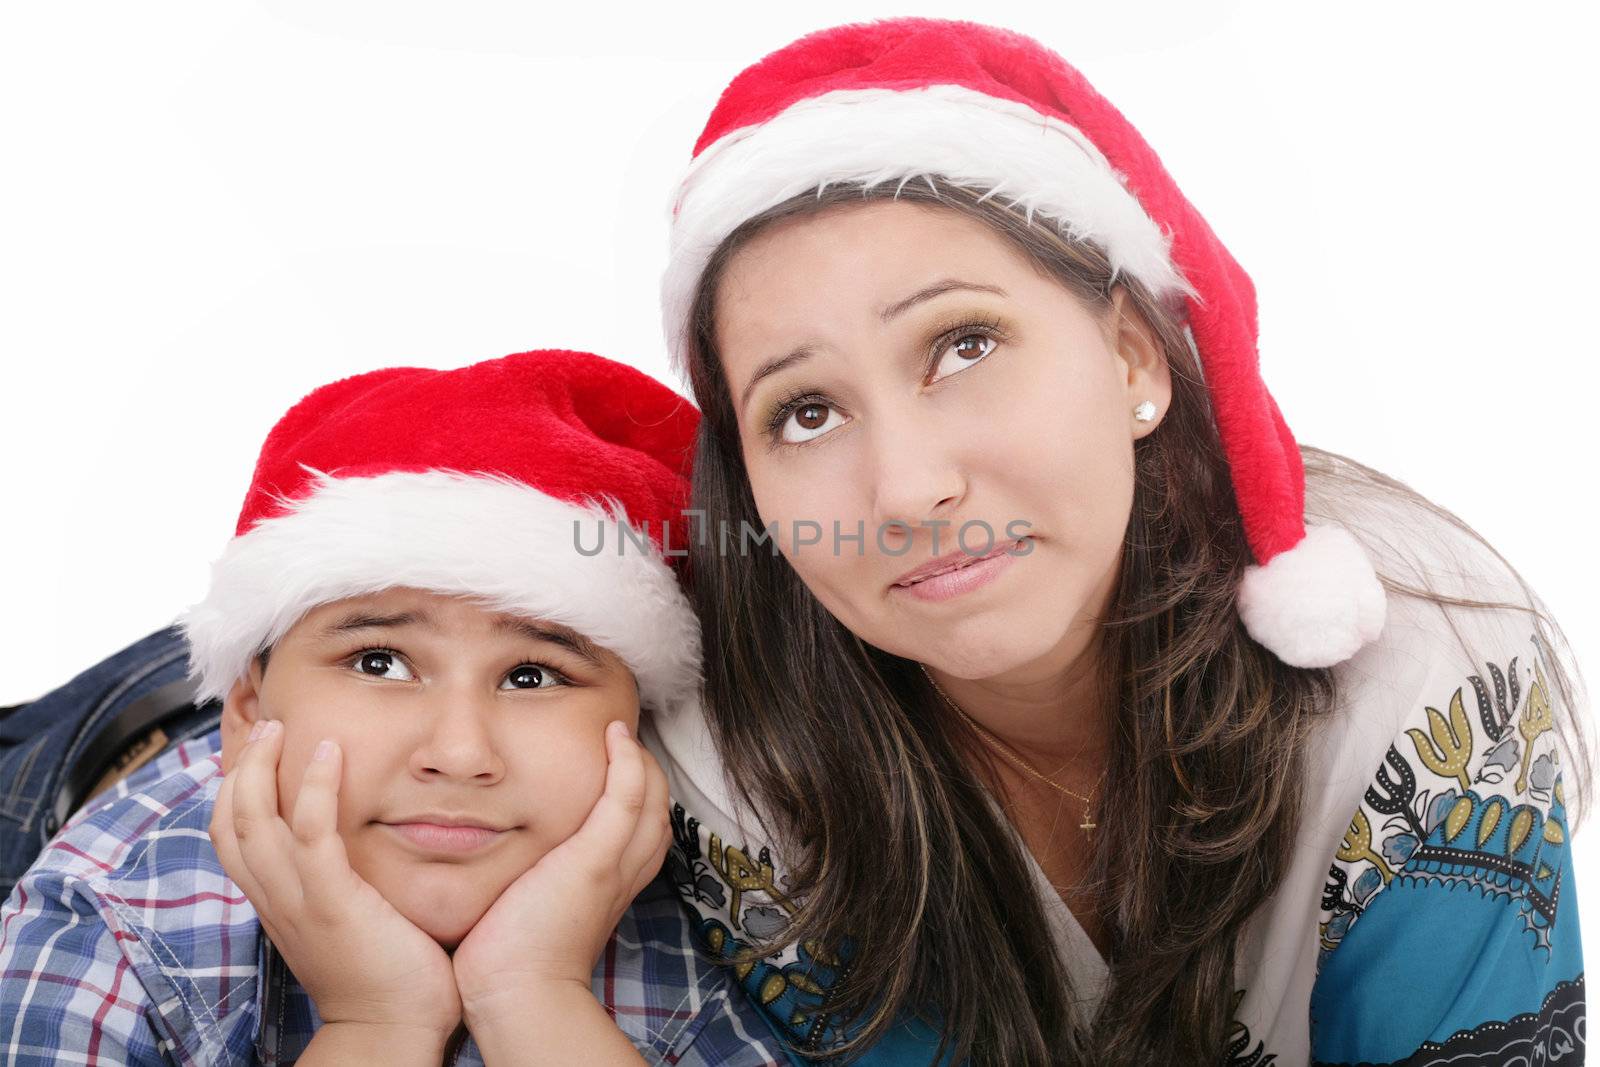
[641,17,1591,1066]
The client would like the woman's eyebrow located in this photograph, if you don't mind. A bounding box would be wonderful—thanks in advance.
[879,279,1007,322]
[494,617,606,667]
[739,344,816,415]
[737,280,1009,415]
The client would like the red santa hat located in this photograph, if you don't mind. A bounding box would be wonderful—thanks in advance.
[181,349,703,711]
[660,17,1386,669]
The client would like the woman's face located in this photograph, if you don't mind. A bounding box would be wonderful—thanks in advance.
[712,200,1171,681]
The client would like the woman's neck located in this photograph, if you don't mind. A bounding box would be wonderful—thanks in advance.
[924,622,1112,779]
[928,625,1115,953]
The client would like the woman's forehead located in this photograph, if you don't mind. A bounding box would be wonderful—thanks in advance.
[725,197,1019,285]
[716,203,1033,356]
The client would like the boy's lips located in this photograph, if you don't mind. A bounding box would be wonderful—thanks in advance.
[378,815,513,855]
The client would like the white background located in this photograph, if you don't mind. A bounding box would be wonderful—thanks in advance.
[4,0,1597,989]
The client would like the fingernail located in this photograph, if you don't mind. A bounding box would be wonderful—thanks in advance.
[248,721,267,742]
[263,720,281,738]
[313,739,334,761]
[616,721,631,740]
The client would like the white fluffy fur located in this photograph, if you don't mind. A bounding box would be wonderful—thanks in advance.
[661,83,1193,370]
[179,470,702,712]
[1237,523,1388,669]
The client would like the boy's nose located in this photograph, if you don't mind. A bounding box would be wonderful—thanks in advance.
[409,698,506,784]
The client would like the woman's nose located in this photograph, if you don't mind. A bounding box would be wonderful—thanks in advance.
[865,406,967,536]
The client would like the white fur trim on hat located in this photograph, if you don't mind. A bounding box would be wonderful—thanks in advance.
[1237,523,1388,669]
[179,469,701,712]
[662,83,1193,370]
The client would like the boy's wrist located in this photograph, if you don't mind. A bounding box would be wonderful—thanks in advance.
[303,1020,455,1065]
[466,979,646,1066]
[316,994,462,1040]
[462,976,592,1031]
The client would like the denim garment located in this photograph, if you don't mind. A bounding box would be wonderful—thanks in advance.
[0,625,219,899]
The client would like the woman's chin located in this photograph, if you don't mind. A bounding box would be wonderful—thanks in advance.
[896,609,1079,681]
[922,641,1062,682]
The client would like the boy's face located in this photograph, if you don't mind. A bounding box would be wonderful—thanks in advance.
[220,587,641,948]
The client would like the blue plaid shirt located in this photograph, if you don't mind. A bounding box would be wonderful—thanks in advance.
[0,731,794,1066]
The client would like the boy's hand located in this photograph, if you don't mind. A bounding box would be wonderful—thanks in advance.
[453,720,671,1030]
[209,721,462,1047]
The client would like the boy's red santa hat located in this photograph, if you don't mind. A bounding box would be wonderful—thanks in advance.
[660,17,1386,669]
[181,349,702,711]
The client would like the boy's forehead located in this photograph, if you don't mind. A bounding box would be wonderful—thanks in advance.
[291,589,614,664]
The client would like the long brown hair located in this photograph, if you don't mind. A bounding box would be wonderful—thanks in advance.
[682,180,1589,1064]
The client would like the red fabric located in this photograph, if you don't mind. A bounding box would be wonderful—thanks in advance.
[236,350,700,554]
[691,18,1305,564]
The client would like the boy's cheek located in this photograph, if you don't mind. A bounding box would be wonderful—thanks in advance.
[515,744,611,842]
[271,732,325,820]
[271,729,377,835]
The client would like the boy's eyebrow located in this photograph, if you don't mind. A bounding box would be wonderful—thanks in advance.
[321,610,430,637]
[494,617,606,667]
[317,609,607,667]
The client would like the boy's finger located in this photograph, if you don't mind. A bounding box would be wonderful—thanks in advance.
[226,721,305,910]
[621,814,672,902]
[288,739,361,915]
[632,824,674,901]
[619,748,671,886]
[568,721,649,859]
[210,770,273,906]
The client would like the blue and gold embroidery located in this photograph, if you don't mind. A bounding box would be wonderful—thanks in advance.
[1320,646,1569,960]
[1312,635,1584,1067]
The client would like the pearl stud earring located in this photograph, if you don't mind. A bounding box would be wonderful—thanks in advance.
[1133,400,1157,422]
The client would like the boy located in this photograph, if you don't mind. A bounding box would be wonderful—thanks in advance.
[0,350,789,1066]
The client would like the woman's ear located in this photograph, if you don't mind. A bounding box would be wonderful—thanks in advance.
[218,660,264,774]
[1108,285,1173,440]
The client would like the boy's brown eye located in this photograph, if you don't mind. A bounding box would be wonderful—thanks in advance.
[350,649,415,681]
[505,665,549,690]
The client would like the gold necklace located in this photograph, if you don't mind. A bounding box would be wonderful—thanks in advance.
[920,665,1104,834]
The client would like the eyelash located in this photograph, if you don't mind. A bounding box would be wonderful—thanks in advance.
[343,647,573,690]
[925,317,1004,381]
[761,317,1008,448]
[763,385,830,440]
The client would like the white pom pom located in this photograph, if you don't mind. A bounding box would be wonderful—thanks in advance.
[1237,524,1387,669]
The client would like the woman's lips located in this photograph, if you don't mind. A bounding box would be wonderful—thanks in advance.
[381,821,509,855]
[890,537,1030,603]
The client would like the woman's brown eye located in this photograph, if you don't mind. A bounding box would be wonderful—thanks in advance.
[930,333,998,383]
[778,397,848,444]
[954,335,989,359]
